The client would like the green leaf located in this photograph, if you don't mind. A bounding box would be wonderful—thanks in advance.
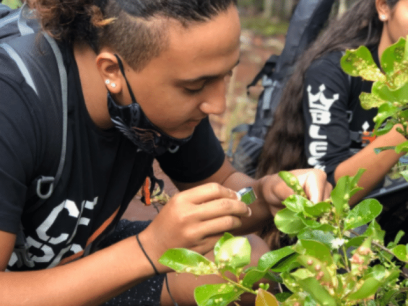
[298,230,335,249]
[344,199,382,230]
[391,245,408,262]
[394,231,405,245]
[350,168,366,191]
[275,292,292,302]
[372,102,400,130]
[291,268,314,280]
[257,246,296,271]
[159,249,217,275]
[281,271,302,293]
[279,171,306,197]
[297,213,323,229]
[264,271,283,283]
[330,175,351,218]
[341,46,385,81]
[373,120,395,137]
[242,268,268,289]
[374,81,408,103]
[215,237,251,275]
[282,195,312,213]
[347,277,381,301]
[294,240,334,266]
[381,37,406,76]
[194,284,244,306]
[374,146,397,154]
[363,220,385,244]
[281,292,306,306]
[275,208,306,234]
[359,91,386,110]
[243,247,294,288]
[297,277,337,306]
[214,233,234,259]
[270,253,301,273]
[304,295,318,306]
[368,264,386,282]
[294,240,336,287]
[400,169,408,181]
[297,254,335,286]
[303,201,331,217]
[255,289,279,306]
[346,236,365,249]
[395,140,408,154]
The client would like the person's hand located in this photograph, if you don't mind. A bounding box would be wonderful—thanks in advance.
[257,168,332,216]
[138,183,251,273]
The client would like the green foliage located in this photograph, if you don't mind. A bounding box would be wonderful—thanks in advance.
[2,0,22,9]
[240,16,289,37]
[160,171,408,305]
[340,37,408,147]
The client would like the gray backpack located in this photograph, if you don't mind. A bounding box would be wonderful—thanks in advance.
[0,3,68,267]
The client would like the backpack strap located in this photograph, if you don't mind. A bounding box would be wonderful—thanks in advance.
[246,54,279,94]
[27,33,68,207]
[0,4,68,208]
[0,5,68,268]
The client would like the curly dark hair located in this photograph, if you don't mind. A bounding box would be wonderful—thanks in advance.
[26,0,237,70]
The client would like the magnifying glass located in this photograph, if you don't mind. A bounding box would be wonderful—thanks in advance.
[237,187,257,205]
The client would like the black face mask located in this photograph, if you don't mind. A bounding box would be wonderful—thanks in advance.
[107,54,192,156]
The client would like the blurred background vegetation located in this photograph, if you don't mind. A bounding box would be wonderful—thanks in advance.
[2,0,21,9]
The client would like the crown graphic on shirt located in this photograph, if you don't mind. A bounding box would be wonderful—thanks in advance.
[307,84,339,111]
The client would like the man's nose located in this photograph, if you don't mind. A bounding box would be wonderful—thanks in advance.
[199,78,228,115]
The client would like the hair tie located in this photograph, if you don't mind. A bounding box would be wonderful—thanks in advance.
[136,234,160,276]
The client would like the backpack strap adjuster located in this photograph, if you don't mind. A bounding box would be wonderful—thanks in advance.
[36,176,55,200]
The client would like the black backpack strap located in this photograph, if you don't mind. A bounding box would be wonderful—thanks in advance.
[246,54,279,94]
[27,33,68,207]
[226,123,249,158]
[1,4,68,269]
[0,5,68,208]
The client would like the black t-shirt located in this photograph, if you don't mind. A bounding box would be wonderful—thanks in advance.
[303,48,378,185]
[0,43,225,271]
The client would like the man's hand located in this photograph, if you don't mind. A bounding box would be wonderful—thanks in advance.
[256,168,332,216]
[138,183,252,273]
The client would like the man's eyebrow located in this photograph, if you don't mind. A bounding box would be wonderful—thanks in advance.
[177,59,240,84]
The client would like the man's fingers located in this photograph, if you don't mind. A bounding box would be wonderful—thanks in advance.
[176,183,239,204]
[192,199,251,221]
[302,169,331,203]
[193,216,244,238]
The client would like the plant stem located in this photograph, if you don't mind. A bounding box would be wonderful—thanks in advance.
[342,244,351,272]
[219,275,258,295]
[278,283,283,293]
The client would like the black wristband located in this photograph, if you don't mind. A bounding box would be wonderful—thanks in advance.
[136,234,160,276]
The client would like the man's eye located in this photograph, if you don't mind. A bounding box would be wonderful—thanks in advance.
[185,86,205,94]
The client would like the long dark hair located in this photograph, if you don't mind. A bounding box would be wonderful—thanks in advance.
[256,0,399,178]
[26,0,237,70]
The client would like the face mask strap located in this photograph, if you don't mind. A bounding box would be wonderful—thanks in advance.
[113,54,138,104]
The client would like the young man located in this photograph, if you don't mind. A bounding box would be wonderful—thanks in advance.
[0,0,331,305]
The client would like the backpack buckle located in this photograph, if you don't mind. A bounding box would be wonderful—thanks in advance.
[13,243,35,268]
[36,176,55,200]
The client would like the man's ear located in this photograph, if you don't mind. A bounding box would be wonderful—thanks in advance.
[376,0,390,22]
[96,52,123,94]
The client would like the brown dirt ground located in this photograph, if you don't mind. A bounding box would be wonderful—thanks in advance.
[121,31,285,221]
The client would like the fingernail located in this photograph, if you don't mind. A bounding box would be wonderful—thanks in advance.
[247,207,252,217]
[235,191,241,201]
